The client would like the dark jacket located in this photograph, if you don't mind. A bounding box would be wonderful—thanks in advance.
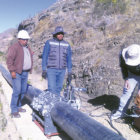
[42,38,72,72]
[6,42,33,74]
[120,53,140,79]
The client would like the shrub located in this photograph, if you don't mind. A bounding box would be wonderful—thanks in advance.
[94,0,127,17]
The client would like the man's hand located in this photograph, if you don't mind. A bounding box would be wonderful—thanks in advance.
[11,71,16,78]
[42,71,47,79]
[138,90,140,97]
[124,80,130,89]
[135,94,140,108]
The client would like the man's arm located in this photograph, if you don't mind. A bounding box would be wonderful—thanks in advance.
[6,47,16,72]
[42,41,50,71]
[67,45,72,73]
[119,53,128,80]
[6,46,17,78]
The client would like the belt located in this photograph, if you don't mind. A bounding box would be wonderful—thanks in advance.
[22,69,30,72]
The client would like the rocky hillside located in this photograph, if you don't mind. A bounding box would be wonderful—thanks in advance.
[2,0,140,98]
[0,29,16,53]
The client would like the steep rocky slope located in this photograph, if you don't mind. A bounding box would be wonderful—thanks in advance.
[2,0,140,98]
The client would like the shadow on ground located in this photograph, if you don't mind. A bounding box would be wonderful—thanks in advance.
[88,94,120,111]
[88,94,140,133]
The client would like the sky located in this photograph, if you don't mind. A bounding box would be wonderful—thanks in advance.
[0,0,58,33]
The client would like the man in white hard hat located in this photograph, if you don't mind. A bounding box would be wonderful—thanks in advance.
[7,30,33,118]
[111,44,140,120]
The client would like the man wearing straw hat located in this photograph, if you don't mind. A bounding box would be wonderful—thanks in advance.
[111,44,140,120]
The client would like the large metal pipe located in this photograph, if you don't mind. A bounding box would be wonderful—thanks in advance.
[0,64,12,86]
[51,102,125,140]
[0,64,126,140]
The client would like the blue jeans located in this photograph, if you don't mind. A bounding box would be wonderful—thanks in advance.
[10,72,28,113]
[118,72,140,113]
[47,68,66,95]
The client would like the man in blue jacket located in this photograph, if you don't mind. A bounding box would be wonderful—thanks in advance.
[42,26,72,95]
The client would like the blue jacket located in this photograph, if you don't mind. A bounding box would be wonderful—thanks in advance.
[42,38,72,72]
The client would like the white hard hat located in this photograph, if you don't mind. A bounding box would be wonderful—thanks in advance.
[17,30,30,39]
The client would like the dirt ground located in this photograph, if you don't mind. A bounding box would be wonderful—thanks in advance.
[0,65,140,140]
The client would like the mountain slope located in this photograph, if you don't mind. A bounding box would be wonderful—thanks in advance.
[0,28,16,53]
[5,0,140,97]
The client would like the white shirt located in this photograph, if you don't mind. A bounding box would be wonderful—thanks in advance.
[23,46,31,70]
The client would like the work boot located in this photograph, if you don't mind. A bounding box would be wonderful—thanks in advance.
[18,108,26,113]
[11,112,21,118]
